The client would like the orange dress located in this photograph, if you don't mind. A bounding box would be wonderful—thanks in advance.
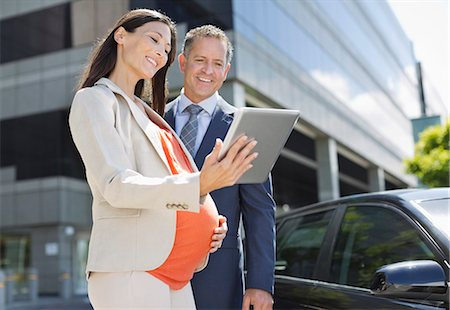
[147,126,219,290]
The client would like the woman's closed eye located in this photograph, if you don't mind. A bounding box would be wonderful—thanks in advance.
[148,35,170,55]
[148,35,158,43]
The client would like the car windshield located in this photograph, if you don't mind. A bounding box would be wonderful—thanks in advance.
[416,198,450,238]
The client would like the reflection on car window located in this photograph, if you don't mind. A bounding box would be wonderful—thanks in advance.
[330,206,436,288]
[417,198,450,238]
[276,210,334,279]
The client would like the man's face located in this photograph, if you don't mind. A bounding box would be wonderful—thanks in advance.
[179,37,230,103]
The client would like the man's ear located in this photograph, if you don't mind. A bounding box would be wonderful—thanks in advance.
[114,27,126,45]
[178,53,187,72]
[223,63,231,80]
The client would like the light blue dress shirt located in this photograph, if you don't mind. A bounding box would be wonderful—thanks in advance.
[175,90,219,156]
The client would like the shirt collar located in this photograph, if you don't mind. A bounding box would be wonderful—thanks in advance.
[177,89,218,116]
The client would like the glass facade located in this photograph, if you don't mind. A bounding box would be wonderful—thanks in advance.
[0,234,30,271]
[0,234,32,300]
[130,0,232,30]
[233,0,420,157]
[0,109,84,181]
[0,3,71,64]
[420,67,448,117]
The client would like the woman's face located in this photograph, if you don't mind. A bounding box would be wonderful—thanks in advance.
[116,21,172,80]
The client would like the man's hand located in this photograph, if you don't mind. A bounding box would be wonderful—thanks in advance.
[242,289,273,310]
[210,215,227,253]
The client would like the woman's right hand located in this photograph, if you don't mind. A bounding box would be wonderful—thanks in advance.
[199,136,258,196]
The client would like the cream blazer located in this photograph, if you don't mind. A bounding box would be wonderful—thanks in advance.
[69,78,208,272]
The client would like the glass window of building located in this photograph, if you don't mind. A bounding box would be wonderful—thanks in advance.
[0,3,71,64]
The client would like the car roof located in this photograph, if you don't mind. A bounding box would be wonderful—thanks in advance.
[278,187,450,220]
[337,187,450,203]
[390,187,450,202]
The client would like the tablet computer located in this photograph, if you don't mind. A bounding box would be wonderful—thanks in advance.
[218,107,300,184]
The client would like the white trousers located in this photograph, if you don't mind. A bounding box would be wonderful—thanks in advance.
[87,271,196,309]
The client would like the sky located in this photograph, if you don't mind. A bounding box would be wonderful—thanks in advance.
[388,0,449,113]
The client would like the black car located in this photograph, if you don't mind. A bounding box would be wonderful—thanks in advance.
[274,188,449,309]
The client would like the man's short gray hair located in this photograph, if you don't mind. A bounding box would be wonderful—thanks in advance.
[182,25,233,64]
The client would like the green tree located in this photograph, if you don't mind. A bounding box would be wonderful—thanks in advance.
[405,120,449,187]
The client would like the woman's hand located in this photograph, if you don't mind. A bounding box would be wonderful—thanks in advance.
[200,136,258,196]
[210,215,227,253]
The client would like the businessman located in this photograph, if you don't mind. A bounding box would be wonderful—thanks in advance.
[165,25,276,309]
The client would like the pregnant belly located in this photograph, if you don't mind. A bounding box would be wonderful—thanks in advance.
[148,195,219,290]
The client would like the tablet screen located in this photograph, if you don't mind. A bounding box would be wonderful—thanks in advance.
[218,107,300,183]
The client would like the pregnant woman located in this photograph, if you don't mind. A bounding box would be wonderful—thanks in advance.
[68,9,257,308]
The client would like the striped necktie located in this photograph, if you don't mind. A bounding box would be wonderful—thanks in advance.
[180,104,203,156]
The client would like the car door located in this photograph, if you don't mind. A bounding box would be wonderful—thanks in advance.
[306,203,445,309]
[274,208,336,309]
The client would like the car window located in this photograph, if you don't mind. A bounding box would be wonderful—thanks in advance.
[330,205,437,288]
[276,210,334,279]
[416,198,450,238]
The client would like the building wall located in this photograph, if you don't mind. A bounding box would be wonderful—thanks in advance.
[232,0,419,186]
[0,0,128,295]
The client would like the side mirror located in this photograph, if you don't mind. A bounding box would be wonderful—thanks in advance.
[370,260,447,300]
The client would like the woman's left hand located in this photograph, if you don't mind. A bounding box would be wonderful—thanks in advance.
[210,215,227,253]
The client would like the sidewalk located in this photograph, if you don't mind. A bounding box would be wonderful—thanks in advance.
[5,296,92,310]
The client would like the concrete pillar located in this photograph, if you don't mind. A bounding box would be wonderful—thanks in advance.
[60,271,72,299]
[71,0,128,47]
[27,268,38,301]
[71,0,95,46]
[220,81,246,108]
[316,137,340,201]
[4,270,15,304]
[0,270,5,308]
[369,166,386,192]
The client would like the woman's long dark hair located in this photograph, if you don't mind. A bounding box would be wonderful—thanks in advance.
[78,9,177,116]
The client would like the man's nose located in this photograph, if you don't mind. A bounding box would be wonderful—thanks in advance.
[202,62,213,74]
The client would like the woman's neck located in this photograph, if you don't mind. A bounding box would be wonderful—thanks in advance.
[108,67,139,101]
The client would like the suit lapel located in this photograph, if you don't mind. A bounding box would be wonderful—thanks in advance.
[95,78,181,174]
[164,96,234,170]
[146,103,199,172]
[164,101,176,129]
[123,96,173,173]
[164,97,203,171]
[195,105,233,169]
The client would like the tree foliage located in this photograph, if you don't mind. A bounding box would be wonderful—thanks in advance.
[405,120,449,187]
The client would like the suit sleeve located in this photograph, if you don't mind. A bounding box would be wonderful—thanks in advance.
[240,175,276,294]
[68,88,200,212]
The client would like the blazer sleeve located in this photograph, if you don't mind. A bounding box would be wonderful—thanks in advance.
[240,175,276,294]
[68,87,200,212]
